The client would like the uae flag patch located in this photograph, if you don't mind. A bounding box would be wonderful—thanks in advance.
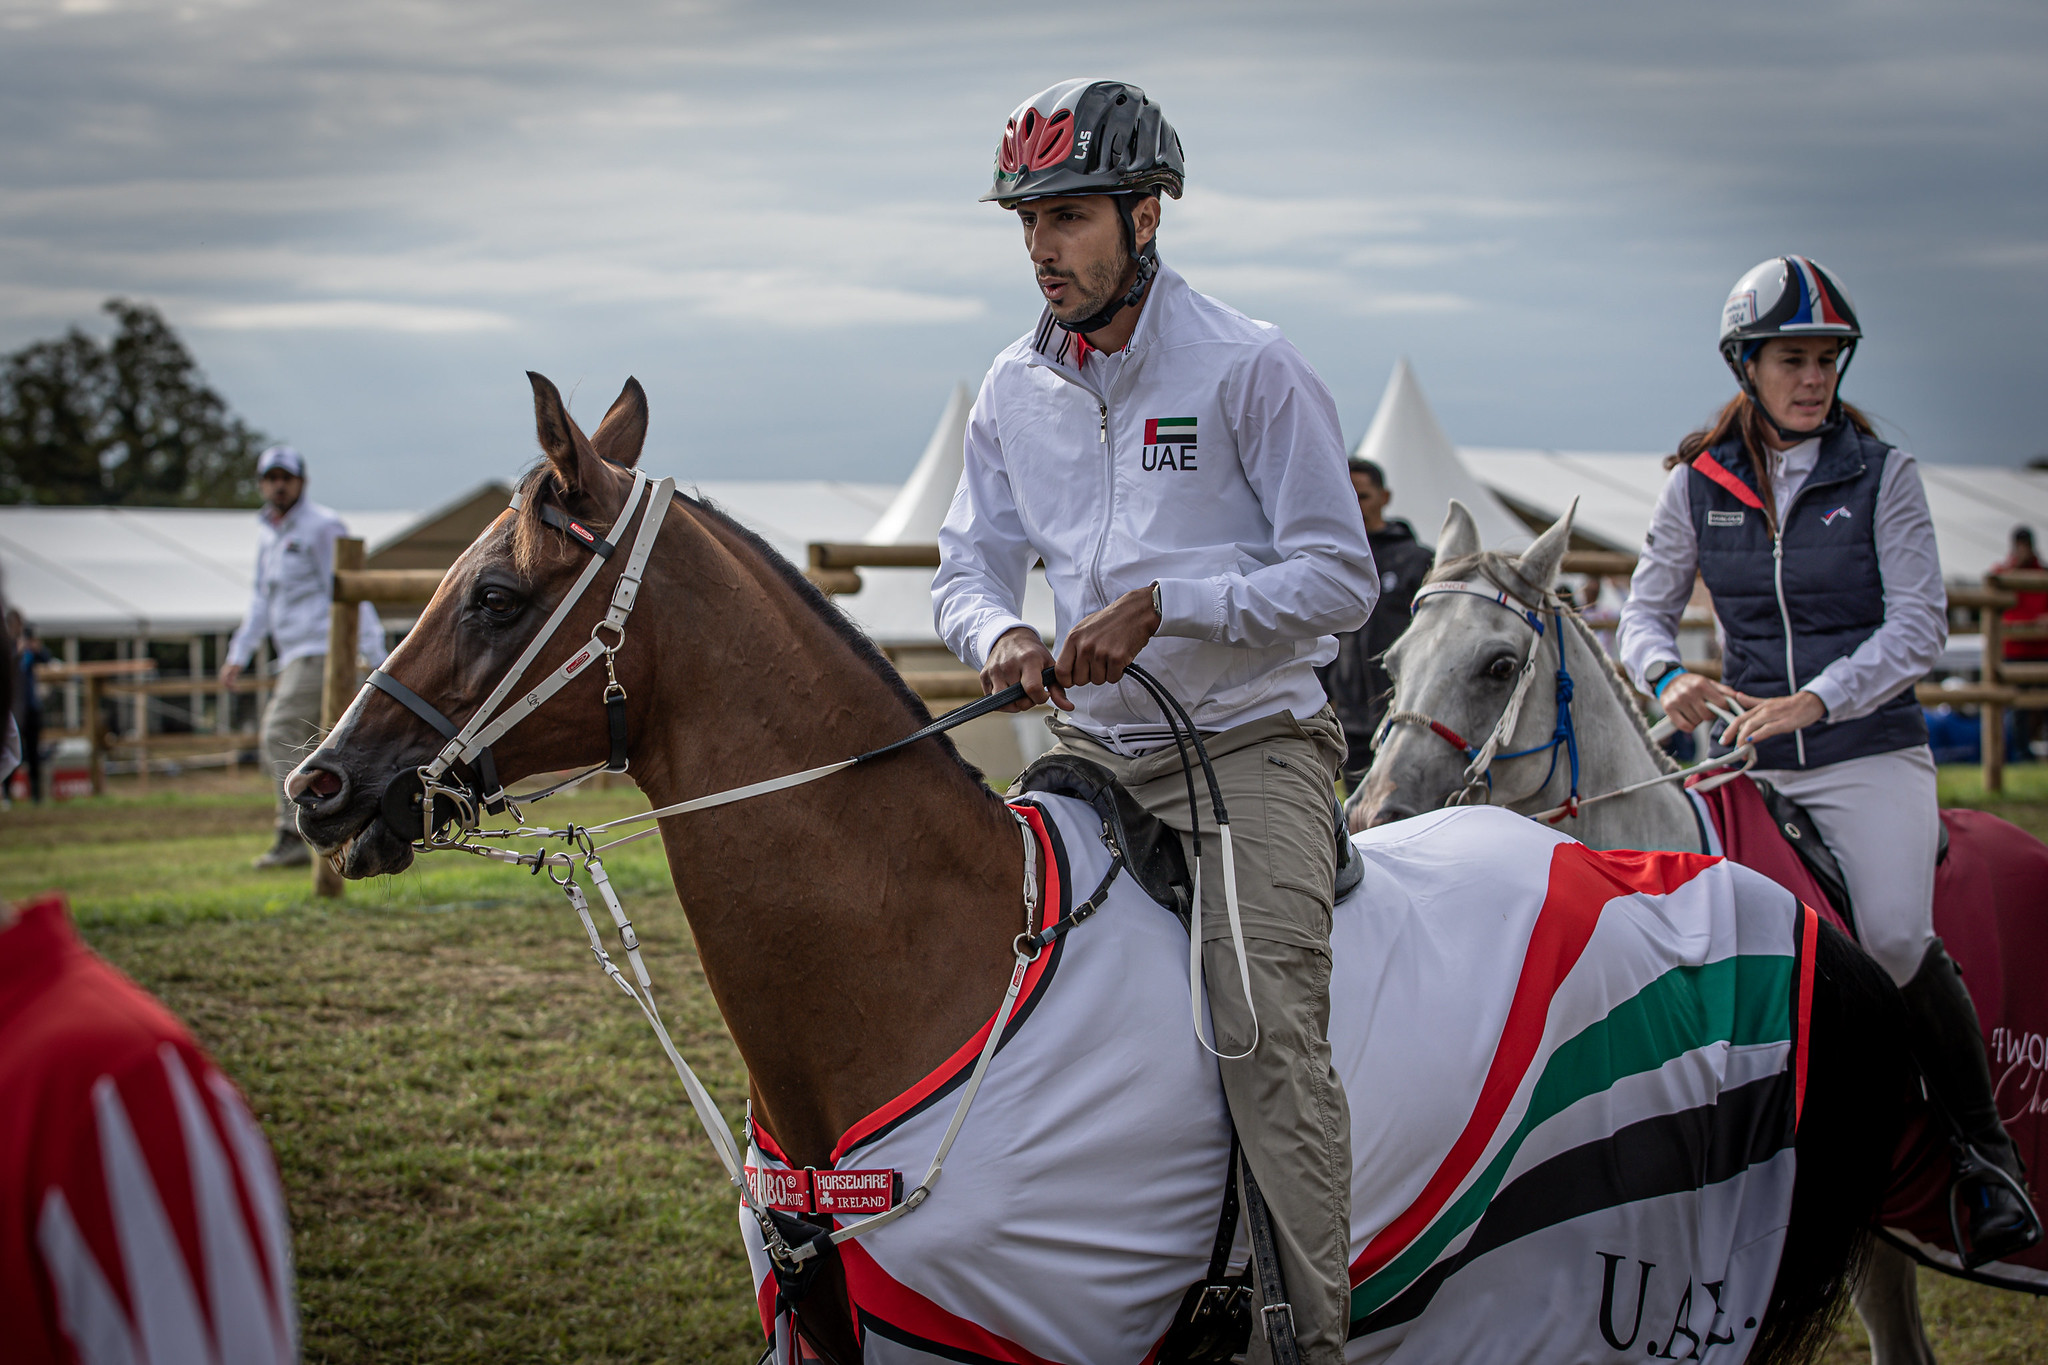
[1144,417,1197,447]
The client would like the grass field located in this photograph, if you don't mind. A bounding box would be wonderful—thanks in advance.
[5,767,2048,1363]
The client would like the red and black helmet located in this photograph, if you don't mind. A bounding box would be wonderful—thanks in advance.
[981,79,1185,209]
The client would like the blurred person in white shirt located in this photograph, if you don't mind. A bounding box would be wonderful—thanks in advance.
[220,446,387,869]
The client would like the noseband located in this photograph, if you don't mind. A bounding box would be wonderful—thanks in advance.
[1373,579,1583,821]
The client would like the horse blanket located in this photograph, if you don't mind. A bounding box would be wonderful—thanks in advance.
[1695,774,2048,1292]
[742,801,1820,1362]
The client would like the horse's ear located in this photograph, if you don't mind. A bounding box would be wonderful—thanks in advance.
[1437,500,1482,561]
[528,371,606,493]
[1515,499,1578,591]
[590,376,649,470]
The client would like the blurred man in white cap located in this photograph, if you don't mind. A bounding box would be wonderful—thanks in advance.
[220,445,387,868]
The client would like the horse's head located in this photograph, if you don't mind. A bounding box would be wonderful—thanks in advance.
[1348,499,1575,829]
[290,372,655,877]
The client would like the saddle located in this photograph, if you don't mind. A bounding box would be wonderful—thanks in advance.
[1014,753,1365,925]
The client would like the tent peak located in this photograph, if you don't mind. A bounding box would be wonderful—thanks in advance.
[866,382,972,545]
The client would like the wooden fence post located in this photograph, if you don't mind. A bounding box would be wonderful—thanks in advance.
[1982,583,2006,795]
[85,674,105,796]
[312,538,364,898]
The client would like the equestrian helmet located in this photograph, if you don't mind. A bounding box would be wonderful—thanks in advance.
[981,79,1184,209]
[1718,255,1862,385]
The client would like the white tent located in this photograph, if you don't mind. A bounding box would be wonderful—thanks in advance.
[1460,448,2048,583]
[0,505,415,639]
[865,382,970,545]
[1355,359,1527,551]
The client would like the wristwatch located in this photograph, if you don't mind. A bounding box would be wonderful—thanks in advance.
[1150,581,1163,623]
[1646,660,1685,696]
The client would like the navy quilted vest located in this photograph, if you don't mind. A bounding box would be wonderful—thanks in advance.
[1686,424,1927,769]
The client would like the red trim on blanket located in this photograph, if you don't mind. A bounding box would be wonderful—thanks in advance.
[818,803,1062,1163]
[751,1118,793,1168]
[838,1237,1064,1364]
[1692,451,1765,511]
[1793,902,1818,1130]
[1350,843,1719,1282]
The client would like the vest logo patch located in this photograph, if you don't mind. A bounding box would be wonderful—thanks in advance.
[1141,416,1198,472]
[1707,510,1745,527]
[1821,505,1853,525]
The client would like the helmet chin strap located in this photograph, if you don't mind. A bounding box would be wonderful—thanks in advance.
[1054,194,1159,336]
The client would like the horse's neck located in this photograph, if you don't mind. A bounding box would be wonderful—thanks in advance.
[1504,617,1702,853]
[628,517,1024,1166]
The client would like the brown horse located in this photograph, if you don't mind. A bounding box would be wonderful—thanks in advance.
[294,375,1910,1364]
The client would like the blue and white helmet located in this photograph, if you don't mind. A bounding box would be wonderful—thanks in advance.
[1718,255,1862,384]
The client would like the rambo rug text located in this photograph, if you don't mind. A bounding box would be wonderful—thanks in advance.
[742,801,1829,1363]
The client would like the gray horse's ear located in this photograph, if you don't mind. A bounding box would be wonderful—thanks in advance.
[528,371,606,493]
[1437,500,1482,561]
[1516,499,1578,591]
[590,376,649,470]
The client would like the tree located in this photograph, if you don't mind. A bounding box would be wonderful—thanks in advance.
[0,300,268,506]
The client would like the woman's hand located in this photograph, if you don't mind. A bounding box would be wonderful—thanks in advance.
[1656,671,1743,730]
[1723,691,1827,748]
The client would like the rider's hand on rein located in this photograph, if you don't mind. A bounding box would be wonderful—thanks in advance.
[983,628,1070,712]
[1722,690,1827,748]
[1657,670,1743,731]
[1055,585,1164,691]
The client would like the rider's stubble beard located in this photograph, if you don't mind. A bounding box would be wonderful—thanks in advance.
[1042,239,1135,328]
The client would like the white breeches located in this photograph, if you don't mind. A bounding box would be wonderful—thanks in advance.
[1752,744,1939,986]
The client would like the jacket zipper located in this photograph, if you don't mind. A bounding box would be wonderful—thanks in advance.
[1771,529,1804,766]
[1090,399,1114,609]
[1765,451,1863,768]
[1031,351,1120,621]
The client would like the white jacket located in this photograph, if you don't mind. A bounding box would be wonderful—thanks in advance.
[934,264,1377,747]
[227,498,387,671]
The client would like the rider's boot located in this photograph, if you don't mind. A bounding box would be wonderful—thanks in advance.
[1898,939,2043,1268]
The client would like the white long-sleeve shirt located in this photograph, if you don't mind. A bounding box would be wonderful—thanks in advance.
[933,264,1378,749]
[1616,439,1947,722]
[226,498,387,671]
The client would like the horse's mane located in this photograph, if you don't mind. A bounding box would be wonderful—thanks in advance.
[1428,550,1679,776]
[509,462,990,790]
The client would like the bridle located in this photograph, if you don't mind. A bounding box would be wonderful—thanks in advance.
[363,468,671,842]
[332,465,1247,1364]
[1374,579,1585,819]
[1374,577,1760,825]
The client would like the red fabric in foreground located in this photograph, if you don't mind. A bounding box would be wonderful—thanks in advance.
[0,893,295,1364]
[1699,780,2048,1274]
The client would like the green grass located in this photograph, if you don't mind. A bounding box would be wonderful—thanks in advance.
[5,772,2048,1362]
[5,779,762,1363]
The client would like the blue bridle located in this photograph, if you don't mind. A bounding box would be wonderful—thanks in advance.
[1387,580,1583,821]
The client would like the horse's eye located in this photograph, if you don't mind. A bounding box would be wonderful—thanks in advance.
[477,586,522,618]
[1485,655,1517,681]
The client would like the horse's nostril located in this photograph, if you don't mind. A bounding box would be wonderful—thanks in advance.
[289,762,347,807]
[1368,806,1413,828]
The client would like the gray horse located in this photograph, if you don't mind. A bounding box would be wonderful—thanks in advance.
[1347,499,1946,1365]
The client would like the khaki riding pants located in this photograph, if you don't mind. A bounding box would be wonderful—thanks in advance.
[1022,705,1353,1364]
[262,654,327,837]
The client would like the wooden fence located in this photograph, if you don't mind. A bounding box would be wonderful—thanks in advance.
[805,543,2048,792]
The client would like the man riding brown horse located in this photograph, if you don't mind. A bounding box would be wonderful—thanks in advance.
[932,79,1380,1363]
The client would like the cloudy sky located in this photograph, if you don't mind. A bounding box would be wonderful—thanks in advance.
[3,0,2044,509]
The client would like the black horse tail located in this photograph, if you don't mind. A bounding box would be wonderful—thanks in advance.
[1752,917,1914,1365]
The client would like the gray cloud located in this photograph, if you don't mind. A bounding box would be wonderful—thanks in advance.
[1,0,2044,507]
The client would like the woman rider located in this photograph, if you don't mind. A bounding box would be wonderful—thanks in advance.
[1617,255,2041,1267]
